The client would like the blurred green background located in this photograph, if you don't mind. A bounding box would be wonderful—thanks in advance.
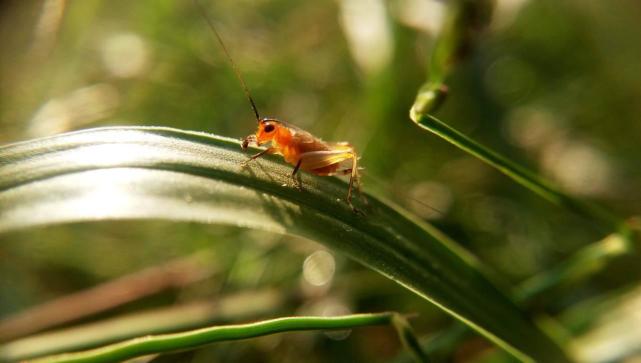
[1,0,640,362]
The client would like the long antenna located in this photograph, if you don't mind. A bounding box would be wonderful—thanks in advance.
[193,0,261,122]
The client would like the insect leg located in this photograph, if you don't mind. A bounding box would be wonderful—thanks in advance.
[354,166,367,206]
[291,159,303,190]
[347,154,357,207]
[345,151,367,210]
[292,159,302,177]
[241,147,276,166]
[296,149,363,212]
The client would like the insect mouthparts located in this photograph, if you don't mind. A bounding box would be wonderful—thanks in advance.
[241,134,256,149]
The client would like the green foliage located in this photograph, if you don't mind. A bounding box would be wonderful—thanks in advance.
[1,0,640,362]
[0,127,566,362]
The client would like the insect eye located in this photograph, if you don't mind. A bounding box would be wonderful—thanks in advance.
[263,124,275,133]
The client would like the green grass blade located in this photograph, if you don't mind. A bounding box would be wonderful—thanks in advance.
[0,289,284,361]
[409,0,628,236]
[411,0,493,116]
[393,232,635,363]
[27,313,404,363]
[514,233,633,302]
[0,127,570,363]
[409,114,625,233]
[391,314,432,363]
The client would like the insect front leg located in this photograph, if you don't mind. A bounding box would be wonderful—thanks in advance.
[241,147,276,166]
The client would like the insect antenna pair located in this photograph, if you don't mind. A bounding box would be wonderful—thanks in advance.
[193,0,366,212]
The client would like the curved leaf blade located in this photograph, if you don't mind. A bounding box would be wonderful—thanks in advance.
[29,313,424,363]
[410,114,625,235]
[0,127,570,362]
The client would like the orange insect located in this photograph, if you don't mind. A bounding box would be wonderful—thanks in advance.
[241,119,362,210]
[195,0,364,211]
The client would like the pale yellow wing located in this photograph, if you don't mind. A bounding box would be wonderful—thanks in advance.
[298,149,354,171]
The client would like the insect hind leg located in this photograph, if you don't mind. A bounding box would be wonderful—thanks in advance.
[346,151,368,212]
[342,167,367,210]
[295,148,365,213]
